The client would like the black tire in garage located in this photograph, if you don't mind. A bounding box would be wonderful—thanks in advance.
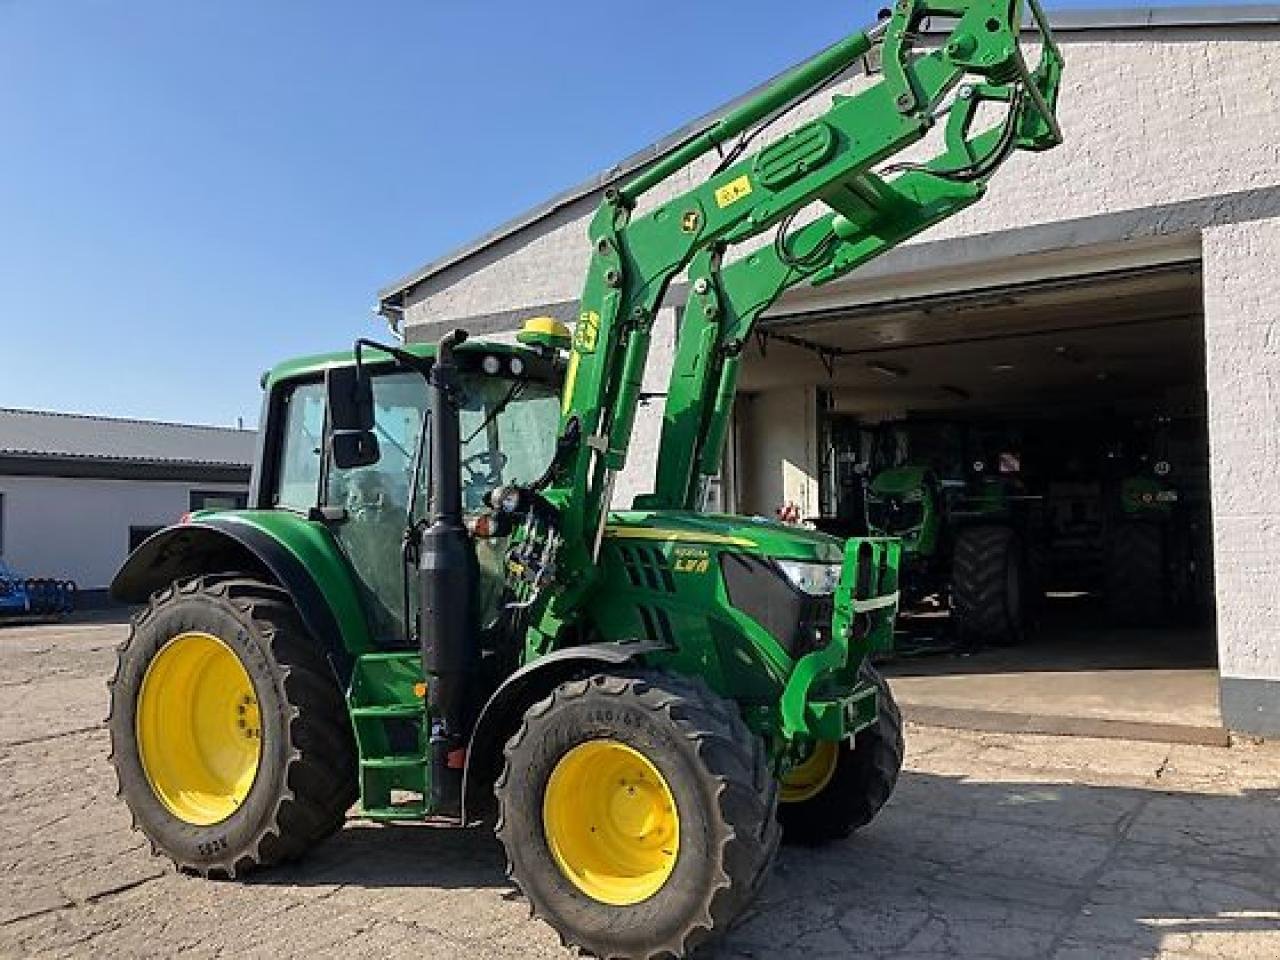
[1106,520,1167,626]
[778,662,904,845]
[107,574,357,878]
[951,524,1028,646]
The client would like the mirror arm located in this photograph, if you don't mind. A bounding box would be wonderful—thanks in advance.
[354,338,433,382]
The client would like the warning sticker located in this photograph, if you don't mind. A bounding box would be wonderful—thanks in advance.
[714,175,753,209]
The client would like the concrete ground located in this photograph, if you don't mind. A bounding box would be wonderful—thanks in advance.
[883,597,1223,743]
[2,616,1278,959]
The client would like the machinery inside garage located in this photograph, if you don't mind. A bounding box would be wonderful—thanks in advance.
[736,260,1221,733]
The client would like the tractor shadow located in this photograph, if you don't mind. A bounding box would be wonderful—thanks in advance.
[250,768,1280,958]
[249,817,510,891]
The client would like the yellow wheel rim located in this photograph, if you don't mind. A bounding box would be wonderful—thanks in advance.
[542,739,680,906]
[136,631,262,826]
[780,740,839,804]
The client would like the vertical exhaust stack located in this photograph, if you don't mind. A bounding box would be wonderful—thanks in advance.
[419,328,479,810]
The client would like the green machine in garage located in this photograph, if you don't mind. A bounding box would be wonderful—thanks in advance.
[867,461,1032,647]
[108,4,1062,957]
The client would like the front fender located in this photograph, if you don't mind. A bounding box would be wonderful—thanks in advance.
[461,640,665,820]
[111,512,376,680]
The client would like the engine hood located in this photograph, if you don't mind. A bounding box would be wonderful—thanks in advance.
[604,511,844,563]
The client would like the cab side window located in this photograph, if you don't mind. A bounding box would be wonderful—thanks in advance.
[274,382,326,510]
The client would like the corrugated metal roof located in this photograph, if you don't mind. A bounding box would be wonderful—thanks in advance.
[378,4,1280,308]
[0,408,256,467]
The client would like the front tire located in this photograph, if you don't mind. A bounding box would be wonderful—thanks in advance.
[107,574,357,877]
[495,671,780,960]
[951,524,1028,646]
[778,663,904,844]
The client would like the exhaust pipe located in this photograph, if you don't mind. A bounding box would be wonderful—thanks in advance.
[418,328,479,811]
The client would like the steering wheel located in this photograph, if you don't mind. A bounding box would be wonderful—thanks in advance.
[462,449,507,487]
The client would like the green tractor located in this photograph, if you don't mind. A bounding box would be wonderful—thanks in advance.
[1105,459,1182,625]
[106,4,1062,957]
[867,461,1032,647]
[1098,413,1215,627]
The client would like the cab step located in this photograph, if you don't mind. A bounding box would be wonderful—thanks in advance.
[350,704,423,719]
[348,651,432,821]
[360,754,428,769]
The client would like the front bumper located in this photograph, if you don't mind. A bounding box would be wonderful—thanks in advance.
[778,536,901,739]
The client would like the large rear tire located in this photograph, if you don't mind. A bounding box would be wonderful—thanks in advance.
[107,574,357,878]
[495,671,780,960]
[778,663,904,844]
[1106,520,1167,625]
[951,525,1027,646]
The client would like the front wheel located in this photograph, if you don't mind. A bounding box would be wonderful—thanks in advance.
[495,672,780,960]
[778,663,904,845]
[107,575,357,877]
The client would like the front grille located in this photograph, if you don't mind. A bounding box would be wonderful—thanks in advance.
[721,554,833,659]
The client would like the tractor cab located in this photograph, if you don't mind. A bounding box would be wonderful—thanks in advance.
[260,323,570,645]
[865,465,941,557]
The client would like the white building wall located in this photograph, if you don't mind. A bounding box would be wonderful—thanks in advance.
[1202,215,1280,731]
[736,387,821,518]
[0,476,247,591]
[400,29,1280,328]
[614,307,679,508]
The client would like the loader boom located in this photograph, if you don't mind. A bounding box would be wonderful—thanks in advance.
[535,0,1063,631]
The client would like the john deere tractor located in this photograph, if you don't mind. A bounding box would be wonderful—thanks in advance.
[1104,416,1199,626]
[867,462,1031,647]
[107,5,1062,957]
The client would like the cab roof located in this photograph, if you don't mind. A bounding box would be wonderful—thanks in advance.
[262,338,538,391]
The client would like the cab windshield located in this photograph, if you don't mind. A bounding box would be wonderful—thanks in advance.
[866,496,925,535]
[456,374,561,510]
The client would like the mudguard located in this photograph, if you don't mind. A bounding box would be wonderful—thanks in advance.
[111,515,368,682]
[462,639,666,820]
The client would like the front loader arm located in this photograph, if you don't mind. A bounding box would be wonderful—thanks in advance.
[533,0,1063,635]
[647,1,1063,510]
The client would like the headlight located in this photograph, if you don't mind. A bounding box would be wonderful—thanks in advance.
[775,559,841,596]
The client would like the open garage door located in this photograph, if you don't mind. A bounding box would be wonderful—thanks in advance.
[737,259,1221,740]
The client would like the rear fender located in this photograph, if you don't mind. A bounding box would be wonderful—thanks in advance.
[462,640,665,820]
[111,514,374,682]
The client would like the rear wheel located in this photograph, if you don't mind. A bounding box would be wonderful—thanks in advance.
[1106,520,1167,625]
[951,524,1027,646]
[495,671,780,960]
[107,574,357,877]
[778,663,904,844]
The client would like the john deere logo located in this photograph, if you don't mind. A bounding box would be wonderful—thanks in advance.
[575,310,600,354]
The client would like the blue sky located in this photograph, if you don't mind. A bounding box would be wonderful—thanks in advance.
[0,0,1207,427]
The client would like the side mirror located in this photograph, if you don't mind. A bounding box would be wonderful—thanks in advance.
[331,431,380,469]
[326,366,381,469]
